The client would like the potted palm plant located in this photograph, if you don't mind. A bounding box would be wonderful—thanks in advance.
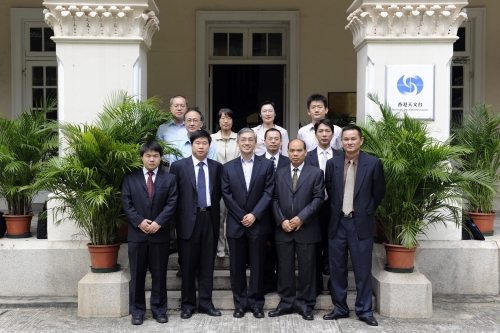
[451,104,500,236]
[37,92,179,271]
[0,102,58,238]
[360,94,493,272]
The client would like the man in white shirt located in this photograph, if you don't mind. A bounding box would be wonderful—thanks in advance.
[297,94,342,151]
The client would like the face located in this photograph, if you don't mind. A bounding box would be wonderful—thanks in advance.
[219,113,233,131]
[185,111,203,134]
[307,100,328,122]
[342,129,364,155]
[170,97,188,122]
[191,137,210,160]
[141,149,162,172]
[287,140,307,167]
[264,130,282,154]
[260,104,276,124]
[316,123,334,148]
[237,132,257,155]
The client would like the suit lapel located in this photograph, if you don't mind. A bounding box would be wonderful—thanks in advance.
[334,154,345,200]
[207,159,216,196]
[283,167,293,191]
[234,158,247,191]
[354,153,367,198]
[248,156,262,193]
[153,169,165,199]
[136,169,148,195]
[294,164,311,192]
[186,158,196,191]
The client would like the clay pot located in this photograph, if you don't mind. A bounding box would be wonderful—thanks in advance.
[384,243,417,270]
[4,214,33,238]
[467,212,496,234]
[87,243,121,269]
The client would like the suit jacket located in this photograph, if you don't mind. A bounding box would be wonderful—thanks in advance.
[222,155,275,238]
[276,153,291,170]
[121,168,178,243]
[304,147,341,168]
[170,157,223,240]
[272,164,325,244]
[324,152,386,239]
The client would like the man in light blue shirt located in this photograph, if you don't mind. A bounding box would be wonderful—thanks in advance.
[157,95,189,163]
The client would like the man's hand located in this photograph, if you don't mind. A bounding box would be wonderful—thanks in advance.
[289,216,304,231]
[139,219,152,233]
[241,213,256,227]
[147,221,161,234]
[281,219,294,232]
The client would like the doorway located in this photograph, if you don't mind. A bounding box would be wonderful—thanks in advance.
[211,64,285,132]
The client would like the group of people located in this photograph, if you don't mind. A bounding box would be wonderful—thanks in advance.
[121,94,386,326]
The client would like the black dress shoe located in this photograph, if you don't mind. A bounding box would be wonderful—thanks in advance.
[180,309,193,319]
[233,308,245,318]
[359,315,378,326]
[198,306,222,317]
[298,310,314,320]
[152,314,168,323]
[323,311,349,320]
[268,307,293,317]
[252,308,265,318]
[176,269,182,277]
[322,264,330,276]
[131,315,143,325]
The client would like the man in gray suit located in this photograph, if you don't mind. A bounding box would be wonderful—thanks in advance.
[269,139,325,321]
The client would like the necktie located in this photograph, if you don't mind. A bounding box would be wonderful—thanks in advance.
[321,151,328,171]
[292,168,298,191]
[147,171,154,201]
[197,162,207,209]
[270,156,277,173]
[342,160,355,214]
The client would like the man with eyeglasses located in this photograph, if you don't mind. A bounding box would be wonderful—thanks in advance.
[157,95,189,162]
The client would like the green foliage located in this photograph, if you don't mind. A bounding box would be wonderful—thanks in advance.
[360,94,495,249]
[451,104,500,213]
[36,92,178,245]
[0,101,58,215]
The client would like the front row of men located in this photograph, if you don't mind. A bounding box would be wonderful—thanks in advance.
[121,121,386,326]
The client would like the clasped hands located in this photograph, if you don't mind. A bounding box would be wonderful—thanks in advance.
[241,213,256,227]
[281,216,303,232]
[139,219,160,234]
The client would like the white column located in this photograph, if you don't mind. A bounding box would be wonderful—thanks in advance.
[42,1,159,240]
[346,1,467,240]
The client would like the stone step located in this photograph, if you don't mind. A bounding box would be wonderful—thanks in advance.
[145,290,375,311]
[146,270,357,291]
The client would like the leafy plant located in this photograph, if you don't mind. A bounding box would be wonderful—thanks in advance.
[451,104,500,213]
[360,94,494,248]
[36,92,179,245]
[0,101,58,215]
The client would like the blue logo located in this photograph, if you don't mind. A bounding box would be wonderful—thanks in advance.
[397,75,424,95]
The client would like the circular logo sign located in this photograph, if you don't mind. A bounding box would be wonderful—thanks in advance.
[397,75,424,95]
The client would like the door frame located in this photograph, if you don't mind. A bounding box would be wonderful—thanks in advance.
[196,11,299,134]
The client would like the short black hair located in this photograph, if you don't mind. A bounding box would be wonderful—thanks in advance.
[259,101,276,113]
[314,118,334,134]
[169,95,188,107]
[307,94,328,109]
[288,139,306,150]
[190,130,212,145]
[342,124,363,138]
[184,108,205,123]
[217,108,235,121]
[140,141,163,157]
[264,128,282,140]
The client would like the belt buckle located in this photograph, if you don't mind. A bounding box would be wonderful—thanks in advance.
[343,212,353,218]
[199,207,206,212]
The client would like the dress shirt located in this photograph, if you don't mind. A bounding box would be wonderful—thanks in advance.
[241,155,255,190]
[211,131,240,164]
[192,155,211,207]
[252,124,289,157]
[265,152,280,170]
[317,146,334,170]
[290,162,305,179]
[169,135,217,163]
[297,122,342,151]
[342,153,359,210]
[156,120,188,162]
[142,167,158,183]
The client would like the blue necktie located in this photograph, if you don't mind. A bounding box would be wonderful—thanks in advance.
[270,156,277,173]
[197,162,207,209]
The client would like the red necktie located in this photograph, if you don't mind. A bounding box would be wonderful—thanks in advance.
[147,171,154,201]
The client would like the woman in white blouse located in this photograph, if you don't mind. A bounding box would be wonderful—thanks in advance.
[211,108,240,257]
[251,101,289,156]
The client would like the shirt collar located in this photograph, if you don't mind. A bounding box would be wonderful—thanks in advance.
[168,120,185,128]
[192,155,208,167]
[265,152,279,160]
[317,146,333,155]
[291,162,304,172]
[241,155,255,164]
[213,131,237,140]
[344,153,360,165]
[143,166,158,175]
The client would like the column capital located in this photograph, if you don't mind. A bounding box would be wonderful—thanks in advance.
[42,0,159,47]
[346,2,468,47]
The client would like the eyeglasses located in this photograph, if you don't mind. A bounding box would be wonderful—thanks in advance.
[186,119,200,124]
[261,109,275,114]
[239,138,256,143]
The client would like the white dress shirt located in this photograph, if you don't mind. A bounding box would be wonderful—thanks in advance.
[192,155,211,206]
[142,167,158,183]
[241,155,255,190]
[265,152,280,170]
[290,162,304,179]
[252,124,290,156]
[297,122,342,151]
[317,146,334,171]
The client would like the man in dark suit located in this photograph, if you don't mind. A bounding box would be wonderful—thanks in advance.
[323,124,386,326]
[304,119,341,295]
[122,141,178,325]
[222,128,275,319]
[270,139,325,321]
[169,130,223,319]
[261,128,290,294]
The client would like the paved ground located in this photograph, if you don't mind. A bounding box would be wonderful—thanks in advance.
[0,295,500,332]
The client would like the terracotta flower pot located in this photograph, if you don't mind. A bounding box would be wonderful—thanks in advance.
[87,243,121,272]
[4,214,33,238]
[467,212,496,235]
[384,243,417,273]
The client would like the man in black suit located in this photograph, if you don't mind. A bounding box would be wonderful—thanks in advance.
[169,130,223,319]
[304,119,340,295]
[270,139,325,321]
[323,124,386,326]
[222,128,275,319]
[122,141,178,325]
[261,128,290,294]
